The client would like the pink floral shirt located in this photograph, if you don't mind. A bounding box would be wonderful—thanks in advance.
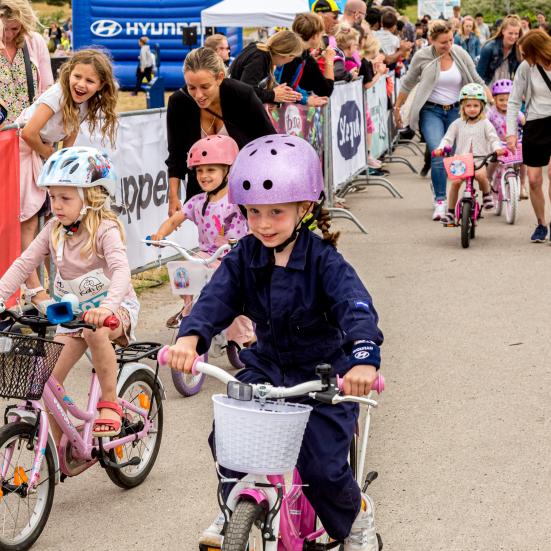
[487,106,523,142]
[184,192,248,254]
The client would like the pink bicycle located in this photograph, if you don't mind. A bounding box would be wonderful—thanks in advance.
[0,307,165,550]
[435,147,499,249]
[144,237,248,397]
[159,348,384,551]
[491,146,522,225]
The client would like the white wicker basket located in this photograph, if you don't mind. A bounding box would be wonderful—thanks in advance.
[213,394,312,475]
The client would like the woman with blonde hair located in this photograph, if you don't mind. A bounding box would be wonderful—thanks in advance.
[166,47,275,214]
[506,30,551,242]
[393,20,490,221]
[0,0,53,124]
[229,29,303,103]
[477,14,522,84]
[454,15,481,60]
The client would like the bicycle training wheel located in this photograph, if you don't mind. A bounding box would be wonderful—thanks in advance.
[105,369,163,489]
[503,172,519,225]
[461,202,472,249]
[0,422,56,551]
[222,500,265,551]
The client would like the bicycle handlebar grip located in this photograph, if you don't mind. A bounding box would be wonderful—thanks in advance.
[103,315,120,330]
[158,345,169,365]
[145,235,151,246]
[191,355,203,376]
[336,373,385,394]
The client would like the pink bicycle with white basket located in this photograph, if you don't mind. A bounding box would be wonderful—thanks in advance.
[159,347,384,551]
[491,145,523,224]
[144,237,247,397]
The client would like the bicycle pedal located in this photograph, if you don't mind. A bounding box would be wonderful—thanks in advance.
[199,545,221,551]
[362,471,378,492]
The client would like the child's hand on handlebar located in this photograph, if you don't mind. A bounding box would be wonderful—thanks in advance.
[168,335,199,372]
[506,136,517,153]
[495,148,507,157]
[83,307,115,329]
[432,148,443,157]
[341,365,378,396]
[148,232,165,246]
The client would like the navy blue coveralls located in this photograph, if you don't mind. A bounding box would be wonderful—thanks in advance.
[179,228,384,540]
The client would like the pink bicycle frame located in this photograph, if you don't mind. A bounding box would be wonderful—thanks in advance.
[5,372,152,490]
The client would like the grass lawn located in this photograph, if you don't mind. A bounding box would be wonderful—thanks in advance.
[31,1,71,22]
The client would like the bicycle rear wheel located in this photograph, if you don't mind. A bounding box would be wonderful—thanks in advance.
[105,370,163,488]
[461,202,472,249]
[222,500,265,551]
[0,422,55,551]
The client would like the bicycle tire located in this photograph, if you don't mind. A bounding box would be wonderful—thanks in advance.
[105,370,163,488]
[504,172,519,225]
[222,500,265,551]
[226,342,246,370]
[461,202,471,248]
[0,422,55,551]
[169,328,206,397]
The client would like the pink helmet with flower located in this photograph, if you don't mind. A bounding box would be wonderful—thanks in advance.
[186,135,240,169]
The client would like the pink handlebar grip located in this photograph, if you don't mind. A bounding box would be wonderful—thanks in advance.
[158,345,169,366]
[336,373,385,394]
[191,356,202,376]
[103,315,120,330]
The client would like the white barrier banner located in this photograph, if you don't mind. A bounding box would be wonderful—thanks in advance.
[330,80,366,189]
[76,111,198,271]
[365,77,389,159]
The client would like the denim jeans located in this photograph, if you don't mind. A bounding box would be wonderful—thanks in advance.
[419,103,460,201]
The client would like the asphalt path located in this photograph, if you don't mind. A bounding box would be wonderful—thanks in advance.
[18,147,551,550]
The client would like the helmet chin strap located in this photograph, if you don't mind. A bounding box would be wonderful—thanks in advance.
[270,194,326,254]
[201,172,229,216]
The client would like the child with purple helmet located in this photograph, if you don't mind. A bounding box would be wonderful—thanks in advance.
[165,134,384,551]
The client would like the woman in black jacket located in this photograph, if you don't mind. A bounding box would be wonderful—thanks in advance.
[229,30,304,104]
[166,47,276,214]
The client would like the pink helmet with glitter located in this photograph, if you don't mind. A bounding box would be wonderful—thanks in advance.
[186,135,240,169]
[228,134,323,205]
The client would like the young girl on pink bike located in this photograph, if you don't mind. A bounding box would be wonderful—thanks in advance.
[487,79,528,199]
[165,134,384,551]
[149,134,254,346]
[435,83,505,225]
[0,146,139,438]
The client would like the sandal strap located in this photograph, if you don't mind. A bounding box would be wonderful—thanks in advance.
[96,400,123,416]
[93,418,122,430]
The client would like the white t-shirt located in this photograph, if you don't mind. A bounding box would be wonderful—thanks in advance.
[428,62,463,106]
[374,29,400,56]
[19,82,88,144]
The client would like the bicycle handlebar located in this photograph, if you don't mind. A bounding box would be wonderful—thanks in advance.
[143,237,231,265]
[157,346,381,407]
[0,307,119,331]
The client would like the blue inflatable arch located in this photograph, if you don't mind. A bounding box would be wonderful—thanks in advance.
[73,0,242,89]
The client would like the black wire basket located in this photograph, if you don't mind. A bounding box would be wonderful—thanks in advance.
[0,333,64,400]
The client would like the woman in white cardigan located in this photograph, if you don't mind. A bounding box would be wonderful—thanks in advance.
[393,20,491,221]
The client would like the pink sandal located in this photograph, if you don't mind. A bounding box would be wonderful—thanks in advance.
[92,400,123,438]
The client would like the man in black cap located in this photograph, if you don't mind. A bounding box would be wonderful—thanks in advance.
[312,0,341,36]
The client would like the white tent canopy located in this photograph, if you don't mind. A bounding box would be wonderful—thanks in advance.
[201,0,310,28]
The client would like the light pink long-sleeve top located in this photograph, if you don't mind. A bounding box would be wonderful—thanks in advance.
[0,219,136,313]
[25,31,54,95]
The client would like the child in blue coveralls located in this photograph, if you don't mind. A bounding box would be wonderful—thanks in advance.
[166,134,383,551]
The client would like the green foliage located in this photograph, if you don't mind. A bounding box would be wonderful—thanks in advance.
[461,0,548,23]
[38,8,66,26]
[45,0,70,5]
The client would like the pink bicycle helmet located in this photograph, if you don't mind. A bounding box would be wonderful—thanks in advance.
[228,134,323,205]
[187,135,239,169]
[491,79,513,96]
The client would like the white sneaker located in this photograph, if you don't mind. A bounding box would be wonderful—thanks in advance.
[199,511,225,548]
[432,200,447,221]
[344,494,379,551]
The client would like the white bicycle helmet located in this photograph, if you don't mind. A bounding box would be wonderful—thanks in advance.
[37,147,117,197]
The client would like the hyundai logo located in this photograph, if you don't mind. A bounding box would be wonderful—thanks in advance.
[91,20,123,38]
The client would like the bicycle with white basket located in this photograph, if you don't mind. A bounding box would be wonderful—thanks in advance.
[144,238,248,397]
[158,347,384,551]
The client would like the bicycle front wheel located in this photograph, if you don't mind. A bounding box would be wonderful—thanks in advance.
[503,172,519,225]
[461,202,472,249]
[105,370,164,488]
[0,422,55,551]
[222,500,265,551]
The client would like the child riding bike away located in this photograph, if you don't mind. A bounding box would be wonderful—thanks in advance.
[487,79,528,199]
[435,83,505,226]
[150,134,254,347]
[0,147,139,439]
[166,134,384,551]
